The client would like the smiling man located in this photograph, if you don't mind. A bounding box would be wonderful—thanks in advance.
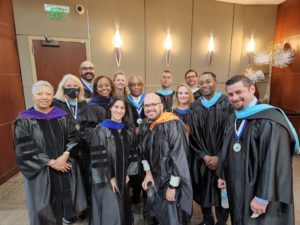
[185,69,202,100]
[218,75,299,225]
[79,60,95,99]
[140,93,192,225]
[188,71,232,225]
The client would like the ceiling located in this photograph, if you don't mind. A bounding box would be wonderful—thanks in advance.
[215,0,286,5]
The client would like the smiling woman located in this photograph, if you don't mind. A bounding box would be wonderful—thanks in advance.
[14,80,87,225]
[89,75,114,113]
[81,96,138,225]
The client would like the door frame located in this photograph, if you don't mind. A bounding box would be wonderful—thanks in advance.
[28,36,91,82]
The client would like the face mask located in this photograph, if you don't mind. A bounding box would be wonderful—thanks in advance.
[64,88,80,98]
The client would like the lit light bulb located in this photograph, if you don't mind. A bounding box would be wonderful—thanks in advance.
[164,33,172,50]
[208,34,214,53]
[247,36,255,53]
[114,30,122,48]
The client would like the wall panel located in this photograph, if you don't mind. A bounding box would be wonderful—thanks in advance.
[145,0,193,91]
[191,0,234,83]
[11,0,278,105]
[0,0,25,184]
[271,0,300,113]
[88,0,145,80]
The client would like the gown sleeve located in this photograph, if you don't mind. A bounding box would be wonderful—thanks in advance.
[126,129,139,176]
[14,119,50,178]
[253,120,293,205]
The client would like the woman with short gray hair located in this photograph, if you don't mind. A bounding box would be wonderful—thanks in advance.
[14,80,87,225]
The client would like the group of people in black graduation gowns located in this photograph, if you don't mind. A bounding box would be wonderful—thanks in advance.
[14,68,298,225]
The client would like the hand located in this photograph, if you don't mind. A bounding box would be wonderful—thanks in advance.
[110,177,118,192]
[166,187,176,202]
[218,178,226,189]
[142,171,154,190]
[48,159,56,166]
[126,175,130,184]
[207,156,219,170]
[203,155,211,164]
[250,198,268,215]
[53,154,71,172]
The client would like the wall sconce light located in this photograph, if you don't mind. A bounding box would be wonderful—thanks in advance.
[208,34,214,65]
[113,30,122,67]
[164,33,172,66]
[247,35,255,64]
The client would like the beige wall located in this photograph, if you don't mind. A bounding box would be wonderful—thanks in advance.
[12,0,277,106]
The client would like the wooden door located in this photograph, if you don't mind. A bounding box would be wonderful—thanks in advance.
[32,40,87,91]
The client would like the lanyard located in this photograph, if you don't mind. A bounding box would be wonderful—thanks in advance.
[234,119,247,142]
[65,98,78,122]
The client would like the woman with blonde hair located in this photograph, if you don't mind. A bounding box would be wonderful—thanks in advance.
[172,83,194,124]
[53,74,105,129]
[53,74,106,216]
[113,71,128,97]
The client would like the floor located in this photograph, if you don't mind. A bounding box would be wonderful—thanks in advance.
[1,156,299,225]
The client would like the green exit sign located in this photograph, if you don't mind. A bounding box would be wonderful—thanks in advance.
[44,4,70,20]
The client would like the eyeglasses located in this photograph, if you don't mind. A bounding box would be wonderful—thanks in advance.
[81,67,94,71]
[144,102,161,109]
[129,83,143,87]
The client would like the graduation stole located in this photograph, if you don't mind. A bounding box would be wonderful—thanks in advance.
[100,119,125,130]
[236,104,299,154]
[18,106,66,120]
[127,93,146,117]
[173,108,189,115]
[150,112,179,130]
[156,89,174,96]
[200,91,222,108]
[81,78,93,93]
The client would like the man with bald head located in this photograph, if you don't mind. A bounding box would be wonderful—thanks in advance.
[140,93,192,225]
[155,70,174,112]
[79,60,95,98]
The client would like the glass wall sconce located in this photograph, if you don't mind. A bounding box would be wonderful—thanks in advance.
[208,34,214,65]
[247,35,255,64]
[113,30,122,67]
[164,33,172,66]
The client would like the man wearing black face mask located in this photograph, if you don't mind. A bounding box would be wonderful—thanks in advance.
[80,60,96,99]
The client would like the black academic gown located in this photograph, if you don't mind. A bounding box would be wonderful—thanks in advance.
[81,80,93,99]
[193,89,202,101]
[141,119,193,225]
[52,98,106,201]
[155,91,174,112]
[82,125,138,225]
[172,109,189,125]
[109,128,138,225]
[219,108,295,225]
[126,98,146,128]
[188,94,233,207]
[14,115,87,225]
